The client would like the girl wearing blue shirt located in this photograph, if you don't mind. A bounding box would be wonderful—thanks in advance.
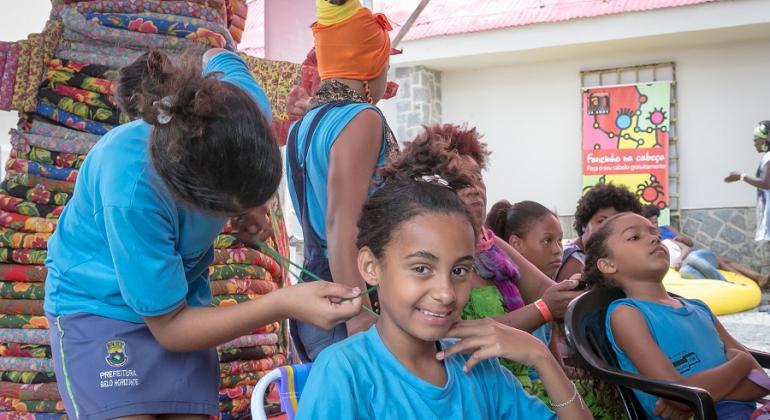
[584,212,769,420]
[296,139,592,419]
[44,50,362,420]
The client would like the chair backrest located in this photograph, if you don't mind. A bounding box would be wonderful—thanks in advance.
[251,363,313,420]
[564,287,649,419]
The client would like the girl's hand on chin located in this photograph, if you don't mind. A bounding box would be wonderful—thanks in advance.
[437,318,552,372]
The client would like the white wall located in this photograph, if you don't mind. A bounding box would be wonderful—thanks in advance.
[439,36,770,214]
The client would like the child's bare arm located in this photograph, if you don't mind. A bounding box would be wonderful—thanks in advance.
[713,318,769,401]
[611,306,753,401]
[440,318,593,419]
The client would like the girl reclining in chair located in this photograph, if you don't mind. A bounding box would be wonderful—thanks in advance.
[583,212,770,420]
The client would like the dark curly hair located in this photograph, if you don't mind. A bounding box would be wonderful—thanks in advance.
[378,125,476,190]
[358,131,476,258]
[640,204,660,220]
[581,212,629,289]
[116,51,281,215]
[427,123,490,170]
[573,183,642,236]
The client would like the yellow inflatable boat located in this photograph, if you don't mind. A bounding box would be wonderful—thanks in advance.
[663,269,761,315]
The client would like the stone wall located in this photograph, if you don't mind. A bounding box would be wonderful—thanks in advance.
[680,207,769,274]
[560,207,768,273]
[393,66,442,142]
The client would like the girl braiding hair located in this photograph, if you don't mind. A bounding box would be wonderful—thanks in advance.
[46,49,363,420]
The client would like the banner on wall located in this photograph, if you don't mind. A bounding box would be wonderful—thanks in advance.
[581,81,672,225]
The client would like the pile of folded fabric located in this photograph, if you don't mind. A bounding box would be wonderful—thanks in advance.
[213,195,292,419]
[0,1,301,418]
[240,53,302,145]
[226,0,248,43]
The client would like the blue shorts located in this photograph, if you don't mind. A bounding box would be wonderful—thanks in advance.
[47,313,219,420]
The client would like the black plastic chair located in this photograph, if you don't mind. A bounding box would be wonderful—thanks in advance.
[564,287,770,420]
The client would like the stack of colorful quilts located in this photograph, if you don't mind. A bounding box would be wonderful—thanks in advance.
[0,22,63,113]
[213,196,292,419]
[226,0,248,43]
[0,1,300,419]
[240,53,302,146]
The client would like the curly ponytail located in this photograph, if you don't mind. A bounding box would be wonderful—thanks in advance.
[357,127,477,258]
[486,200,556,241]
[116,51,281,215]
[486,200,512,239]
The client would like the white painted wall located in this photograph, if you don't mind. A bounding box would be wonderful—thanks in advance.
[424,36,770,214]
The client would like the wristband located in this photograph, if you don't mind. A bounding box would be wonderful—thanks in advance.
[534,299,553,322]
[740,173,747,182]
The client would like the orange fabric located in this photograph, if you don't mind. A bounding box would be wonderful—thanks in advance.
[229,14,246,31]
[312,8,393,81]
[229,26,243,43]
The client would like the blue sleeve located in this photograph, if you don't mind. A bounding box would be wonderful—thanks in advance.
[100,206,187,316]
[203,51,272,122]
[489,359,556,419]
[295,351,359,419]
[606,299,659,358]
[660,226,677,240]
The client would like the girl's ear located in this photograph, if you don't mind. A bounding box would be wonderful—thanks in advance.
[597,257,617,275]
[357,246,380,287]
[508,234,524,253]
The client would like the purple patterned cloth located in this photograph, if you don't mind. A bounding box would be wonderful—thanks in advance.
[11,128,98,155]
[63,0,227,24]
[0,43,20,111]
[475,228,525,312]
[59,7,214,53]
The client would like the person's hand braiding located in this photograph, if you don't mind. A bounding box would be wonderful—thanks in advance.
[276,281,363,330]
[540,278,584,320]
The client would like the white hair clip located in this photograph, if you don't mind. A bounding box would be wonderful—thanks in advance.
[415,174,451,188]
[153,95,174,125]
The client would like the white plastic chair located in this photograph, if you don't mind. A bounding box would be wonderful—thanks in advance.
[250,363,313,420]
[251,367,282,420]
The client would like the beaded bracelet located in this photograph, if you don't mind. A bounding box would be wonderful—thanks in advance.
[551,382,583,410]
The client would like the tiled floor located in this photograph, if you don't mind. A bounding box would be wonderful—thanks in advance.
[719,292,770,353]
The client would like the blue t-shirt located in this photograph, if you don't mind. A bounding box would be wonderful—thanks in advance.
[286,103,387,251]
[659,226,677,241]
[44,51,272,324]
[606,297,755,419]
[295,325,555,419]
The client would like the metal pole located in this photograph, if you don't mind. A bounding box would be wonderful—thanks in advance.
[392,0,431,48]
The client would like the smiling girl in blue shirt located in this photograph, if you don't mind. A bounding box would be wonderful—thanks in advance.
[296,137,592,419]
